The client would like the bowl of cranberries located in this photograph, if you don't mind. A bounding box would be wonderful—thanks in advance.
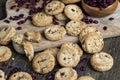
[81,0,118,17]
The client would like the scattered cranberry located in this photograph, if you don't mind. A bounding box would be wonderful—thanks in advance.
[109,17,114,21]
[79,66,86,71]
[16,9,20,12]
[82,16,99,24]
[93,20,99,24]
[1,62,8,67]
[46,72,56,80]
[10,5,16,9]
[4,20,10,23]
[16,26,22,30]
[103,26,107,30]
[80,58,88,62]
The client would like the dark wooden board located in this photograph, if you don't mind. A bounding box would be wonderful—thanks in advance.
[0,0,120,80]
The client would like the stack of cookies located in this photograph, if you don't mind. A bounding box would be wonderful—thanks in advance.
[0,0,114,80]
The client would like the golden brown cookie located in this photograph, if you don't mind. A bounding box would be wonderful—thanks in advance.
[64,4,83,20]
[81,32,104,54]
[8,72,32,80]
[66,20,87,36]
[32,51,55,74]
[0,27,16,45]
[25,30,42,43]
[32,12,53,27]
[44,25,66,41]
[0,46,12,62]
[55,67,78,80]
[57,42,82,67]
[45,1,65,15]
[91,52,114,72]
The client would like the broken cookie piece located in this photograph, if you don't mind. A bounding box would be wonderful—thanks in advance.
[22,41,34,61]
[12,34,24,44]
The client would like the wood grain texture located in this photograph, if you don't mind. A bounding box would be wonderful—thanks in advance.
[0,0,120,80]
[0,0,120,54]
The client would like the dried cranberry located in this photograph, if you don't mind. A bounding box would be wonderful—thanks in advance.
[103,26,107,30]
[4,20,10,23]
[84,0,115,9]
[109,17,114,21]
[16,26,22,30]
[80,58,88,62]
[16,9,20,12]
[10,5,16,9]
[79,66,86,71]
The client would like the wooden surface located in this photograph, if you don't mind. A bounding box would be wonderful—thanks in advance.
[0,0,120,80]
[0,0,120,54]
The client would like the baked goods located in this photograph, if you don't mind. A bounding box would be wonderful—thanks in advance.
[0,70,6,80]
[66,20,87,36]
[8,72,32,80]
[0,46,12,62]
[79,26,101,42]
[12,34,24,44]
[25,30,42,42]
[32,51,55,74]
[91,52,114,72]
[44,25,66,41]
[0,27,16,45]
[54,13,68,21]
[55,67,78,80]
[22,41,34,61]
[45,1,65,15]
[32,12,53,27]
[81,32,104,54]
[57,42,82,67]
[61,0,81,4]
[77,76,95,80]
[64,4,83,20]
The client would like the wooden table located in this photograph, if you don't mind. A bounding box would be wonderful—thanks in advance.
[0,1,120,80]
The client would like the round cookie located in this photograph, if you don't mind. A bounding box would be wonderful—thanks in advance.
[66,20,87,36]
[77,76,95,80]
[25,30,42,43]
[81,32,104,54]
[32,51,55,74]
[8,72,32,80]
[45,1,65,15]
[61,0,81,4]
[64,4,83,20]
[79,26,101,43]
[57,42,82,67]
[32,12,53,27]
[55,67,77,80]
[91,52,114,72]
[44,25,66,41]
[0,27,16,45]
[54,13,68,21]
[0,70,6,80]
[0,46,12,62]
